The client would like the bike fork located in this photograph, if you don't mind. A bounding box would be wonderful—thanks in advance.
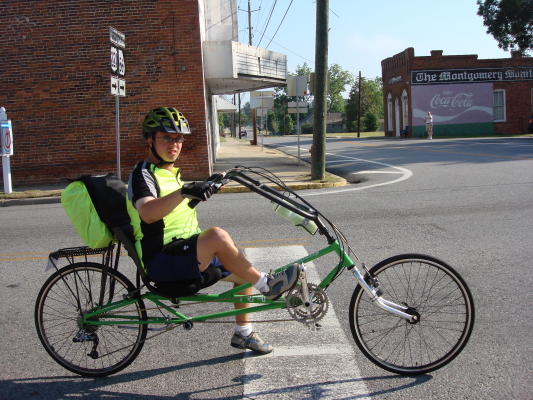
[351,263,419,323]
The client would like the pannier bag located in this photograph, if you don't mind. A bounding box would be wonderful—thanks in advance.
[61,173,131,249]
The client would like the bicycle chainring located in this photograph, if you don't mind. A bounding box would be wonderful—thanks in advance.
[285,283,329,328]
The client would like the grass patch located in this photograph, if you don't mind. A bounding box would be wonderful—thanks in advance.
[295,172,344,184]
[0,189,63,200]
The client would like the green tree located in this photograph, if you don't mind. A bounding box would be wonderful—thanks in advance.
[218,112,232,132]
[328,63,355,112]
[267,113,279,133]
[301,122,313,135]
[477,0,533,54]
[283,113,294,134]
[363,111,379,132]
[344,76,383,132]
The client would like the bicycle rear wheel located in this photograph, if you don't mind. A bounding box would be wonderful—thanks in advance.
[349,254,474,375]
[35,262,148,377]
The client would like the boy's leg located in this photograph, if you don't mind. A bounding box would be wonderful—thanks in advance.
[222,274,273,354]
[197,227,261,284]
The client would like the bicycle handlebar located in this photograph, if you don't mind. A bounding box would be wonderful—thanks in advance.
[186,167,333,241]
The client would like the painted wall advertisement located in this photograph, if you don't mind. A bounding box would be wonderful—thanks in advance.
[411,83,494,127]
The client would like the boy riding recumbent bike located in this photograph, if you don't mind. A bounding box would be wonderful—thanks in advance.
[35,166,475,377]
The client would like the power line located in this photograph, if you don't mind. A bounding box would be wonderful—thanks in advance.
[256,0,277,47]
[257,30,314,64]
[265,0,293,49]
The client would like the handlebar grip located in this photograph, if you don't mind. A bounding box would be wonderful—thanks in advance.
[188,198,201,209]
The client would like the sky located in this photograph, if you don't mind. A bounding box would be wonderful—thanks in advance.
[235,0,511,94]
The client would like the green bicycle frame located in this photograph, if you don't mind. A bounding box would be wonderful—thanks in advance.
[80,240,353,328]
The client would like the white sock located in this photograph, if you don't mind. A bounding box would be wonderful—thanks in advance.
[253,272,268,293]
[235,323,253,337]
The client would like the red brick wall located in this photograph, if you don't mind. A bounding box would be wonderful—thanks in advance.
[0,0,211,188]
[382,48,533,136]
[381,48,414,135]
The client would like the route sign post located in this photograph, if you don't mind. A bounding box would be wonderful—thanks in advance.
[110,27,126,179]
[287,76,308,165]
[250,91,274,149]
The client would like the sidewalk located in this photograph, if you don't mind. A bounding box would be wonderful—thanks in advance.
[0,138,346,207]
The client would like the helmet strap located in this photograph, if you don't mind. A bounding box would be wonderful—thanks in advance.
[148,135,176,168]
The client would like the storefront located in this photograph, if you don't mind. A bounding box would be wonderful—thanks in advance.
[382,48,533,137]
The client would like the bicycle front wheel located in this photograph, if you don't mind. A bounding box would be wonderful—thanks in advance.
[349,254,475,375]
[35,262,148,377]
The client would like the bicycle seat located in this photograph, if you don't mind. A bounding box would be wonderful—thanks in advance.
[113,226,222,298]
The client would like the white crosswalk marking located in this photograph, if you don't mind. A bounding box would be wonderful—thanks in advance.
[242,245,371,399]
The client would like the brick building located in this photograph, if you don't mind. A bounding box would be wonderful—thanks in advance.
[0,0,286,187]
[381,48,533,138]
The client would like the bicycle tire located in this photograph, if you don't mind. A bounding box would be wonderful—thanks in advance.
[35,262,148,377]
[349,254,475,375]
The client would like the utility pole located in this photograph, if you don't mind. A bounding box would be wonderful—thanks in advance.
[238,94,242,138]
[312,0,329,180]
[357,71,361,138]
[248,0,253,47]
[246,0,260,145]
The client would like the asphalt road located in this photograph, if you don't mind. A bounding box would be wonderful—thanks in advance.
[1,137,532,399]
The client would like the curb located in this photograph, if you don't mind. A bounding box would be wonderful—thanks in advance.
[0,196,62,207]
[0,179,347,207]
[218,179,347,194]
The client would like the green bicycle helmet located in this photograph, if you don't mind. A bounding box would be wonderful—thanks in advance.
[142,107,191,139]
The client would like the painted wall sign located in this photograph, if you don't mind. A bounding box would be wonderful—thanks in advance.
[411,83,494,125]
[412,67,533,85]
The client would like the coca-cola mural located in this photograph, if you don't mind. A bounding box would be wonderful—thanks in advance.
[412,83,494,126]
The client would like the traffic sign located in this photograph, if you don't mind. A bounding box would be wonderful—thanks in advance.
[110,27,125,48]
[118,78,126,96]
[111,76,126,96]
[288,108,308,113]
[1,120,13,156]
[288,101,309,108]
[111,45,126,77]
[111,76,118,95]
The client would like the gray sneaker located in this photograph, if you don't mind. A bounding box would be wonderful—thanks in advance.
[231,331,273,354]
[262,264,301,300]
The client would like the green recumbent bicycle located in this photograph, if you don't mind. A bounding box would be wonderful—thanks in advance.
[34,167,475,377]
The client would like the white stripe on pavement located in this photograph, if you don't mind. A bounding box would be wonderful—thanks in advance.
[243,245,371,400]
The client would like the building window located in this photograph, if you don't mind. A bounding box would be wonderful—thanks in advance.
[401,90,408,128]
[387,93,393,131]
[493,89,506,122]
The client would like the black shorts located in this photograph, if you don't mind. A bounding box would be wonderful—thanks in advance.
[147,234,230,282]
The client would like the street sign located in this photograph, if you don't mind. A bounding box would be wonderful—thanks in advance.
[118,78,126,96]
[287,76,307,96]
[250,90,275,97]
[110,46,126,77]
[111,76,126,96]
[1,120,13,156]
[111,76,118,95]
[110,46,118,75]
[110,27,125,48]
[288,101,309,108]
[250,97,274,109]
[288,108,308,113]
[117,48,125,76]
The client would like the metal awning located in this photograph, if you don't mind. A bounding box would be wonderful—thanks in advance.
[204,41,287,94]
[215,96,237,113]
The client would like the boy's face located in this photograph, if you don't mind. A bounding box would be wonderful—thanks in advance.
[149,131,185,163]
